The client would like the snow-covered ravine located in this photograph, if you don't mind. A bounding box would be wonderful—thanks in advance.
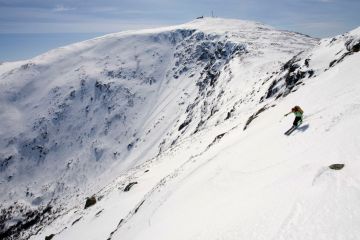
[1,18,359,240]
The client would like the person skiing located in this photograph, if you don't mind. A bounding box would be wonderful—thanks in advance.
[284,106,303,127]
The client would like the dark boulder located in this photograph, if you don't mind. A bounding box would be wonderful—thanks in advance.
[345,39,360,53]
[84,196,97,209]
[45,234,55,240]
[329,164,345,170]
[352,42,360,52]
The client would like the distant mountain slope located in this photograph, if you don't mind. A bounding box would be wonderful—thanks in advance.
[4,17,350,239]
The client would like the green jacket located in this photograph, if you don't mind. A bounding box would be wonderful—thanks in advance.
[294,111,303,118]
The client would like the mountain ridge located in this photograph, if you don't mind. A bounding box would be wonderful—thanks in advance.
[1,18,359,240]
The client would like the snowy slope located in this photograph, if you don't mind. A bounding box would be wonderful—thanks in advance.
[1,18,359,240]
[42,26,360,240]
[109,27,360,240]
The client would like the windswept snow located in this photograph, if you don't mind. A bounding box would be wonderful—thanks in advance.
[1,18,359,240]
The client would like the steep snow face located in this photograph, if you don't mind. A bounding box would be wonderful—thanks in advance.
[0,18,319,239]
[27,25,360,240]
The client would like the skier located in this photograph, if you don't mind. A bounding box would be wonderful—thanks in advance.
[284,106,303,128]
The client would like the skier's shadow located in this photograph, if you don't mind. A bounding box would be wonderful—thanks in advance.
[297,124,310,132]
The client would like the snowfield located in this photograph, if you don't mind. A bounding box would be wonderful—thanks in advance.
[0,18,359,240]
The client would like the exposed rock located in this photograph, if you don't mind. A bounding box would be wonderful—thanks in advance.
[264,52,315,99]
[124,182,138,192]
[0,155,13,172]
[329,164,345,170]
[328,38,360,68]
[45,234,55,240]
[95,210,104,217]
[127,143,134,151]
[0,204,53,240]
[178,118,192,131]
[345,39,360,53]
[244,106,268,130]
[207,133,227,149]
[329,59,337,68]
[72,217,82,225]
[106,219,124,240]
[84,196,97,209]
[225,108,234,120]
[134,200,145,214]
[352,42,360,52]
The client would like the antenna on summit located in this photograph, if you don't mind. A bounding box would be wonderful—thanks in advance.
[211,10,214,18]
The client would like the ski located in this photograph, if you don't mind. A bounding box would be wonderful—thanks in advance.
[284,126,297,135]
[284,122,303,136]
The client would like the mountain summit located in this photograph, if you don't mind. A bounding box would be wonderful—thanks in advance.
[0,18,359,240]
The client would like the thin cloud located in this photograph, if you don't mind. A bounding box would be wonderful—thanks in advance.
[53,5,75,12]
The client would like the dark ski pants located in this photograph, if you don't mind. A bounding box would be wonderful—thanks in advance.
[293,116,302,127]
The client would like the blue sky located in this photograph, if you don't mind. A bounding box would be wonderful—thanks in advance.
[0,0,359,61]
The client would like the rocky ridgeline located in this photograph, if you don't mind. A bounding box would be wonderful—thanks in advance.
[264,30,360,100]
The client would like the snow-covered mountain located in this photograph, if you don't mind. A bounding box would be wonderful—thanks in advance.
[0,18,359,240]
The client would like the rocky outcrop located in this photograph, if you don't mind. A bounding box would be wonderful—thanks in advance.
[329,164,345,170]
[124,182,138,192]
[0,204,54,240]
[84,196,97,209]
